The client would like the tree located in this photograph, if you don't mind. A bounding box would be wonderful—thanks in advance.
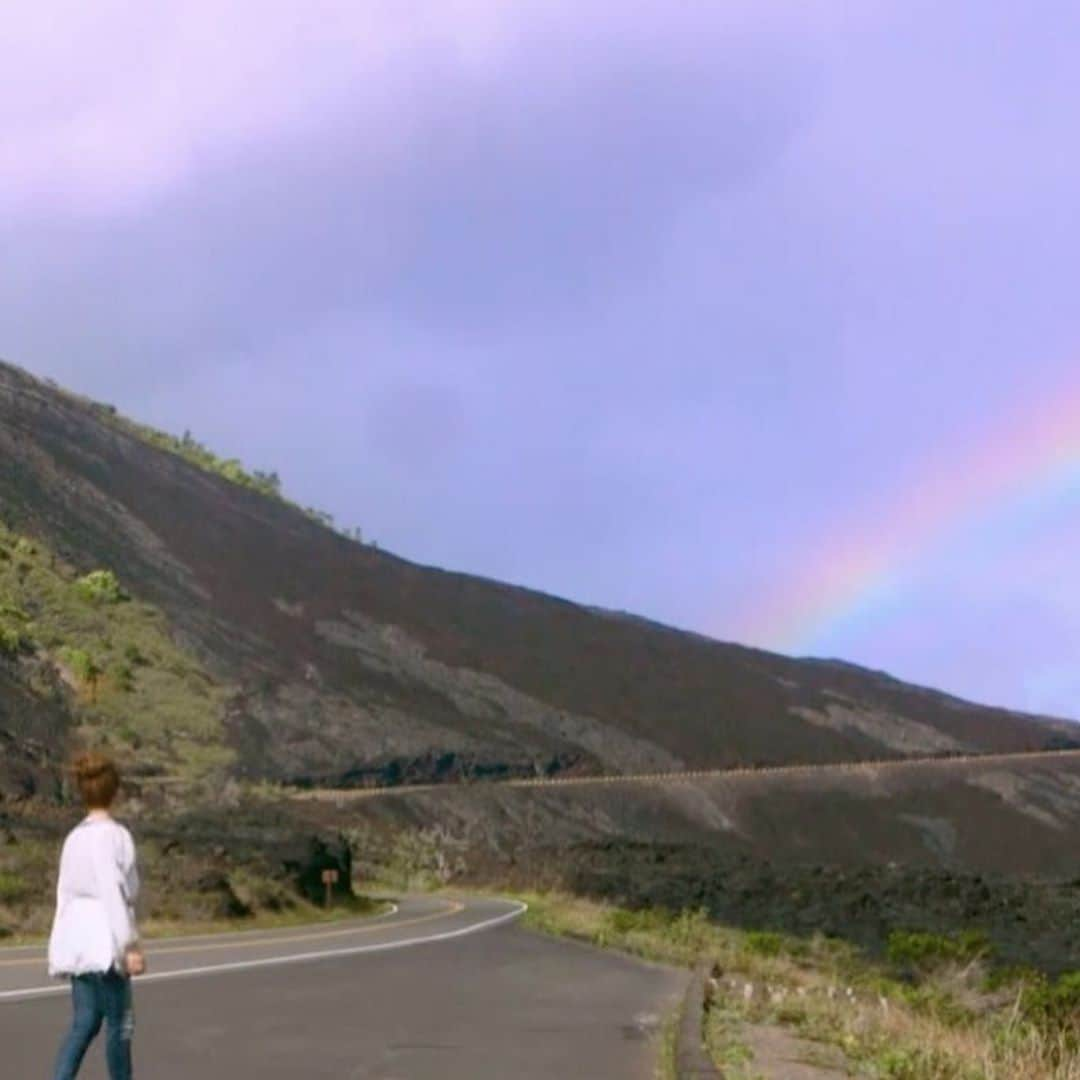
[253,470,282,496]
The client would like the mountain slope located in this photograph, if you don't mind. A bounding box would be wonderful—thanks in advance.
[0,360,1074,793]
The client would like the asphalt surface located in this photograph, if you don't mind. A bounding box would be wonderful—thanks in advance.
[0,895,687,1078]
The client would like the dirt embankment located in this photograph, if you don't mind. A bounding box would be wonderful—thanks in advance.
[0,800,356,939]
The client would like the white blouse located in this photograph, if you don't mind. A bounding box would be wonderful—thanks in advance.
[48,816,140,978]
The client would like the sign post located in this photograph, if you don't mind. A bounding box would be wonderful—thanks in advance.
[321,868,340,910]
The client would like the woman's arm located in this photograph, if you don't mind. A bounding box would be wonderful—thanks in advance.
[119,827,146,975]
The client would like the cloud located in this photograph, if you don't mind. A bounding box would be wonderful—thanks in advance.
[1,2,831,217]
[4,1,1080,716]
[0,0,837,396]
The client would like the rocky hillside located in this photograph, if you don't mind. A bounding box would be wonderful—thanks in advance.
[0,359,1076,797]
[312,751,1080,878]
[294,752,1080,970]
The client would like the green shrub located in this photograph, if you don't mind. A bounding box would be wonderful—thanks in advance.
[666,907,712,952]
[74,570,126,605]
[60,647,92,681]
[112,661,135,692]
[606,906,675,936]
[123,643,147,665]
[1021,972,1080,1044]
[984,964,1039,992]
[744,930,785,957]
[0,626,25,657]
[59,647,103,696]
[0,595,33,655]
[887,929,992,971]
[899,983,976,1026]
[0,872,27,902]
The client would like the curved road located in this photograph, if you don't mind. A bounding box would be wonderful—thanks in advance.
[0,895,686,1078]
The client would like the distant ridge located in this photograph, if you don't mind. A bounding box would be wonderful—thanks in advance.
[0,358,1074,800]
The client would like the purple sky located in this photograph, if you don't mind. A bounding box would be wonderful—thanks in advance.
[5,3,1080,718]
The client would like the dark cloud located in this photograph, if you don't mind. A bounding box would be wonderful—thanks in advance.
[4,2,1080,715]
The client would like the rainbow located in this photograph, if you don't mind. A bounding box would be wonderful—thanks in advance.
[738,377,1080,654]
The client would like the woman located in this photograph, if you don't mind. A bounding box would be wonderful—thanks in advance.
[48,752,146,1080]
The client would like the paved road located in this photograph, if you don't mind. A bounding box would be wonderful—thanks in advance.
[0,895,686,1078]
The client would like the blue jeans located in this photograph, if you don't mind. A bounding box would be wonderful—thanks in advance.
[53,971,133,1080]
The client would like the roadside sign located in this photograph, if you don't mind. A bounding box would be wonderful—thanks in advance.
[322,867,340,909]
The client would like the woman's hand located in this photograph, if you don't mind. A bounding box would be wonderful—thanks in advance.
[124,947,147,977]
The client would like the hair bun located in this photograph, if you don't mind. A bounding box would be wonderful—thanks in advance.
[70,751,121,809]
[72,751,112,782]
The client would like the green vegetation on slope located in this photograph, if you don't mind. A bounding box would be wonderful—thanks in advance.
[97,409,286,500]
[0,522,230,778]
[87,400,365,540]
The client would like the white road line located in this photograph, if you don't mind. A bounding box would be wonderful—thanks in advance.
[139,901,401,947]
[0,902,527,1005]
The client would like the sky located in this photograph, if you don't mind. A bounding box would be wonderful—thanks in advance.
[4,2,1080,718]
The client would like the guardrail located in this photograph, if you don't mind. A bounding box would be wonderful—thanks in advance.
[290,746,1080,803]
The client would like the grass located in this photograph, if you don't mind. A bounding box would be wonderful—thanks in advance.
[0,522,231,780]
[506,890,1080,1080]
[708,1004,760,1079]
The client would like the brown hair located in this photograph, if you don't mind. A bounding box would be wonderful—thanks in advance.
[71,752,120,810]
